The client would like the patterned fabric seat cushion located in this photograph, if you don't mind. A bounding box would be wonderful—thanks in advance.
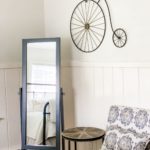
[101,106,150,150]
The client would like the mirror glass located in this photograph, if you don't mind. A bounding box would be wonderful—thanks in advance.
[26,42,56,146]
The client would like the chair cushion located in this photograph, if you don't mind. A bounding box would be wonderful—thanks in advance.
[101,106,150,150]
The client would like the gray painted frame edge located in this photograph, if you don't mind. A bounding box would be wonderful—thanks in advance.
[21,38,61,150]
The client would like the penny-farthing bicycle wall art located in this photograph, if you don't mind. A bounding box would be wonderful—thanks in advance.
[70,0,128,53]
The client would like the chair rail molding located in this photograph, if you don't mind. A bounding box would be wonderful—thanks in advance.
[0,62,21,69]
[61,61,150,68]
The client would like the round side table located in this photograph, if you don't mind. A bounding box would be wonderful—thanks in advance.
[62,127,105,150]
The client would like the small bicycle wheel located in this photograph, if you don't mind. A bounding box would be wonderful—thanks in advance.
[70,0,106,53]
[112,28,127,48]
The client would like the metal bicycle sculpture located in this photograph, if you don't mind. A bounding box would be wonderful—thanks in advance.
[70,0,127,53]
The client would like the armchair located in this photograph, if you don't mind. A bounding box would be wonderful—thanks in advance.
[101,105,150,150]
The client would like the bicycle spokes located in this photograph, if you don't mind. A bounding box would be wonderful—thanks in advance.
[113,28,127,48]
[70,0,127,53]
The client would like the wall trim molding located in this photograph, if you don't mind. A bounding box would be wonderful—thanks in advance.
[2,61,150,69]
[0,63,21,69]
[61,61,150,68]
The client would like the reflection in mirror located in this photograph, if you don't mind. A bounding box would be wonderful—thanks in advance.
[27,42,56,146]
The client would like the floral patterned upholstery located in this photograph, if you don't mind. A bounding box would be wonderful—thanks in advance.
[101,106,150,150]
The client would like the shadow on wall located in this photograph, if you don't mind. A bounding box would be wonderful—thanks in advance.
[60,37,105,150]
[61,37,75,129]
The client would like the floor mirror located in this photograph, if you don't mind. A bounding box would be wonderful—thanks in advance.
[21,38,60,150]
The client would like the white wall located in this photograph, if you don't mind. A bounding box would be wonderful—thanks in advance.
[44,0,150,63]
[44,0,150,149]
[1,0,150,149]
[44,0,150,120]
[0,0,45,149]
[2,63,150,150]
[61,62,150,150]
[0,67,21,150]
[0,0,45,64]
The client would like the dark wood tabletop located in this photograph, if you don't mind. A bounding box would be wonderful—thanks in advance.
[62,127,105,142]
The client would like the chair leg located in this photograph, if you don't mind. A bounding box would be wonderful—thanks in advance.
[74,141,77,150]
[68,140,71,150]
[62,138,65,150]
[102,136,105,143]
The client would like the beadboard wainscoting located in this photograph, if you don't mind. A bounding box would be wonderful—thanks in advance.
[61,62,150,150]
[1,62,150,150]
[0,66,21,150]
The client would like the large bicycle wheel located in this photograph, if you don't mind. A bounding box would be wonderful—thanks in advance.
[70,0,106,53]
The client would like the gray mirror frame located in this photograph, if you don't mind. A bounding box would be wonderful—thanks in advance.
[21,38,61,150]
